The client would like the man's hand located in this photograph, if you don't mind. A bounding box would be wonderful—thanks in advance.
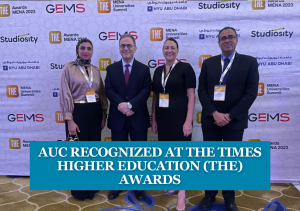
[213,111,230,127]
[118,102,130,114]
[125,110,135,117]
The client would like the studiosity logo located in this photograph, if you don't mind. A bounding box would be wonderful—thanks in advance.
[1,33,38,43]
[198,1,240,10]
[251,28,293,38]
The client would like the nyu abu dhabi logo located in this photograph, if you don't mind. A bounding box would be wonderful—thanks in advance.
[99,31,138,41]
[46,3,85,13]
[198,1,240,10]
[251,28,293,38]
[0,4,10,17]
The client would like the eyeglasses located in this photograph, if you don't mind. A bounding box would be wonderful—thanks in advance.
[120,44,133,49]
[219,35,237,41]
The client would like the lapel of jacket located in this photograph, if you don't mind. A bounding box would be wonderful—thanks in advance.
[126,59,138,90]
[226,52,242,82]
[213,55,222,83]
[116,60,126,89]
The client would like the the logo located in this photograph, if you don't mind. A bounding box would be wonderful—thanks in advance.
[198,1,240,10]
[199,55,212,68]
[147,6,153,12]
[1,33,38,43]
[55,111,64,123]
[49,31,62,44]
[98,0,111,13]
[0,4,10,17]
[50,63,64,69]
[252,0,265,10]
[46,4,85,13]
[148,59,187,69]
[8,114,44,122]
[150,27,163,41]
[9,138,21,149]
[104,137,111,141]
[6,85,19,98]
[249,113,290,122]
[251,28,293,38]
[99,58,111,71]
[196,112,202,124]
[99,31,138,41]
[248,139,261,141]
[258,82,264,96]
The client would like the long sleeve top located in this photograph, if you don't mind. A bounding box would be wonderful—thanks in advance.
[59,61,108,120]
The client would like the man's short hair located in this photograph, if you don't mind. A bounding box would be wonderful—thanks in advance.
[218,27,237,40]
[119,33,136,47]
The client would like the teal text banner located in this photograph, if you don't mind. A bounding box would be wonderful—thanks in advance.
[30,141,270,190]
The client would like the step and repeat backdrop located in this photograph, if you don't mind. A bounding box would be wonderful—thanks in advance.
[0,1,299,181]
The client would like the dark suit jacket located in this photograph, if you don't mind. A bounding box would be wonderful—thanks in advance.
[198,53,259,130]
[105,59,151,132]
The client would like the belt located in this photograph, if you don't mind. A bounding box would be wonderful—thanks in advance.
[74,98,99,104]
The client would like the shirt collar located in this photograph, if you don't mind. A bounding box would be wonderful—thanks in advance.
[221,51,235,61]
[122,58,134,67]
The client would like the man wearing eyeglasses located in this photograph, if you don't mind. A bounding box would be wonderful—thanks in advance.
[198,27,259,211]
[105,33,151,201]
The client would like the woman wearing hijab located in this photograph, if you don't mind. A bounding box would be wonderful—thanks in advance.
[59,38,108,201]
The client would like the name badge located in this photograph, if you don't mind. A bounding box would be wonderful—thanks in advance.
[86,90,96,102]
[159,93,169,108]
[214,85,226,101]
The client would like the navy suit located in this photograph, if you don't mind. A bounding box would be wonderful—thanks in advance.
[105,59,151,140]
[198,52,259,202]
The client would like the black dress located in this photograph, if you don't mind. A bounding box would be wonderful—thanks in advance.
[152,61,196,141]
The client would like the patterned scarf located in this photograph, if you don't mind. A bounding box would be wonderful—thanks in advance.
[74,57,91,66]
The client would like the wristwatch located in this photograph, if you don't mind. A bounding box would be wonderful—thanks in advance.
[127,102,132,109]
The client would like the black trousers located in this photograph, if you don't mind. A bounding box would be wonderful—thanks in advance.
[111,117,148,141]
[65,101,103,199]
[202,125,244,203]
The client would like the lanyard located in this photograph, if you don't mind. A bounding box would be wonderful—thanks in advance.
[219,52,236,85]
[78,65,93,88]
[161,60,178,93]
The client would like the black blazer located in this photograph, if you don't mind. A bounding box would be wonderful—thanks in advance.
[198,53,259,130]
[105,59,151,132]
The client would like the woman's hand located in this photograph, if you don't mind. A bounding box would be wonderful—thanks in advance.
[183,121,192,137]
[151,116,158,134]
[68,120,80,135]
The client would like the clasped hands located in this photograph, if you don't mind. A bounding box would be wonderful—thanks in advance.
[118,102,135,117]
[213,111,231,127]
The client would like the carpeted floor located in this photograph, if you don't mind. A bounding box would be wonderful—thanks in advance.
[0,176,299,211]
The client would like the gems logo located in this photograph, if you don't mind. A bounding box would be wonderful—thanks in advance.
[199,55,212,68]
[198,1,240,10]
[98,0,111,13]
[248,139,261,141]
[9,138,21,149]
[104,137,112,141]
[248,113,290,122]
[0,33,38,43]
[99,31,138,41]
[8,114,44,122]
[46,4,85,13]
[0,4,10,17]
[258,82,264,96]
[55,111,64,123]
[196,111,202,124]
[252,0,265,10]
[251,28,293,38]
[148,59,187,69]
[6,85,19,98]
[150,27,163,41]
[99,58,111,71]
[49,31,62,44]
